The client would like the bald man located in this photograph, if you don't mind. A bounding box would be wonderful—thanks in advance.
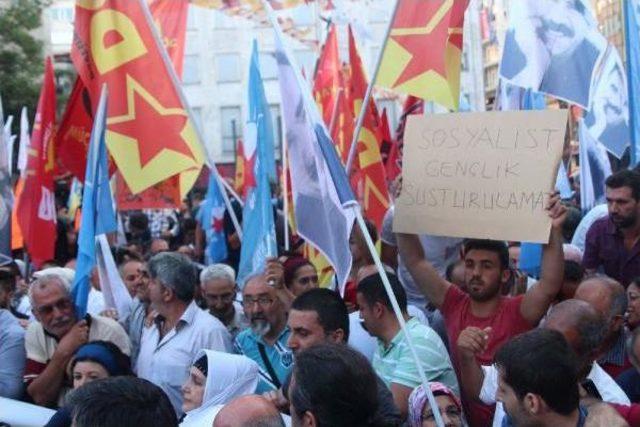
[213,395,285,427]
[575,277,631,378]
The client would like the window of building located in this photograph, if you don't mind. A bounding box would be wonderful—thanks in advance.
[183,55,200,85]
[49,6,74,22]
[259,52,278,80]
[221,106,242,154]
[216,53,242,83]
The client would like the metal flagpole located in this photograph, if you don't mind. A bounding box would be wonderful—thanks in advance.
[350,206,446,427]
[138,0,243,241]
[328,88,344,135]
[281,116,290,252]
[624,0,638,167]
[344,0,401,174]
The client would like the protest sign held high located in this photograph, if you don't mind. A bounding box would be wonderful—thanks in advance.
[394,110,568,243]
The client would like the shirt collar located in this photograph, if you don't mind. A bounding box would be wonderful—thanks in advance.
[598,330,628,366]
[606,217,620,236]
[252,325,290,345]
[380,317,418,354]
[154,301,200,332]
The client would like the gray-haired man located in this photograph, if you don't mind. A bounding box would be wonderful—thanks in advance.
[137,253,232,416]
[200,264,248,340]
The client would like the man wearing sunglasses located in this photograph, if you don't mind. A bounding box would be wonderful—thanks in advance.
[23,269,130,408]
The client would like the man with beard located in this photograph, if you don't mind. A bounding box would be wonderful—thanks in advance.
[396,193,566,426]
[584,170,640,287]
[235,272,292,394]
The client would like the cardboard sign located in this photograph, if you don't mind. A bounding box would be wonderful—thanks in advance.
[393,110,568,243]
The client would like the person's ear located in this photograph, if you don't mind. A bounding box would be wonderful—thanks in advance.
[373,301,385,319]
[523,393,543,415]
[500,268,512,284]
[330,329,345,344]
[302,411,317,427]
[611,314,625,331]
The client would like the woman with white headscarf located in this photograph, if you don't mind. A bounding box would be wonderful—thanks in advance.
[180,350,259,426]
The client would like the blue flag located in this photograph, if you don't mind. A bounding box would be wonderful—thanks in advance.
[237,41,277,286]
[71,85,117,318]
[625,0,640,166]
[579,119,612,214]
[272,17,357,293]
[196,171,228,264]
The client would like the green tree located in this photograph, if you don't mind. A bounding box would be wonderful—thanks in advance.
[0,0,49,133]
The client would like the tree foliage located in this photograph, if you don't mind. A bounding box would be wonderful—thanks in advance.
[0,0,49,132]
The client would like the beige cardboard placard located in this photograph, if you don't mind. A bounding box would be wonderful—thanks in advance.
[393,110,568,243]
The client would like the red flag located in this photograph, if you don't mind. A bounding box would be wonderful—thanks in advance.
[149,0,189,78]
[17,58,57,266]
[348,27,390,230]
[71,0,204,199]
[387,95,423,181]
[56,78,95,181]
[330,68,355,163]
[313,24,342,126]
[379,108,393,166]
[234,139,255,198]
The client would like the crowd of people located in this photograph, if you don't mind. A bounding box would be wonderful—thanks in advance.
[1,167,640,427]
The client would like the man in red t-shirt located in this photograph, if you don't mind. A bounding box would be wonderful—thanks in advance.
[396,193,567,427]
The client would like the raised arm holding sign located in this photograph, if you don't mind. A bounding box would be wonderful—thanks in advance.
[395,110,568,427]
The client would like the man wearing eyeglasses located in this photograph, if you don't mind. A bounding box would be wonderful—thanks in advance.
[199,264,249,340]
[23,269,130,407]
[234,262,292,394]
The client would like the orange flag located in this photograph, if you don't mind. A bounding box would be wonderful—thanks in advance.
[11,178,24,250]
[313,24,343,127]
[71,0,204,198]
[330,68,355,163]
[234,139,255,199]
[17,58,57,266]
[378,0,469,110]
[348,27,390,230]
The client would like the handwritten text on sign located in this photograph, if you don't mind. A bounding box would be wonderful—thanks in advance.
[393,110,568,243]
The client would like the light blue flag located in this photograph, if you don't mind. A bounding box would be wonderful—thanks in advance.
[519,243,543,279]
[272,16,357,293]
[579,119,612,214]
[625,0,640,166]
[71,85,117,318]
[556,161,574,200]
[237,41,277,286]
[0,94,13,257]
[196,171,228,265]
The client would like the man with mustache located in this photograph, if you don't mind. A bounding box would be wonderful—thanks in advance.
[583,170,640,287]
[24,270,130,407]
[234,263,292,394]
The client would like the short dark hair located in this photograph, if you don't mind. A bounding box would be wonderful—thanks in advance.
[68,377,178,427]
[356,272,407,313]
[464,239,509,270]
[495,329,579,416]
[605,169,640,200]
[564,261,584,283]
[290,344,379,427]
[291,288,350,341]
[0,269,16,293]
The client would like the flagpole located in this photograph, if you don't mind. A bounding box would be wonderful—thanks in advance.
[328,88,344,135]
[281,118,290,252]
[138,0,243,241]
[624,0,638,167]
[219,174,245,208]
[350,206,446,427]
[344,0,401,174]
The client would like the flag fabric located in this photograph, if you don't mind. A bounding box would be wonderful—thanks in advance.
[149,0,189,77]
[96,234,132,320]
[377,0,470,110]
[626,0,640,165]
[67,178,83,223]
[56,78,95,180]
[348,27,390,230]
[71,0,204,198]
[273,19,357,293]
[234,138,256,198]
[17,58,57,267]
[237,41,278,286]
[0,95,13,257]
[583,46,630,159]
[519,243,542,278]
[379,108,393,166]
[196,171,228,264]
[11,107,30,250]
[72,85,118,318]
[556,161,574,200]
[3,115,14,176]
[499,0,606,109]
[387,95,423,182]
[579,119,612,214]
[495,80,546,111]
[313,24,343,127]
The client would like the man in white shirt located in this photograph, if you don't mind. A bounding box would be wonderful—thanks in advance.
[137,253,232,416]
[458,299,629,427]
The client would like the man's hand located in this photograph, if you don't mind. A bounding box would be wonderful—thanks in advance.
[265,257,285,289]
[55,320,89,359]
[457,327,491,361]
[263,389,289,413]
[546,192,567,230]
